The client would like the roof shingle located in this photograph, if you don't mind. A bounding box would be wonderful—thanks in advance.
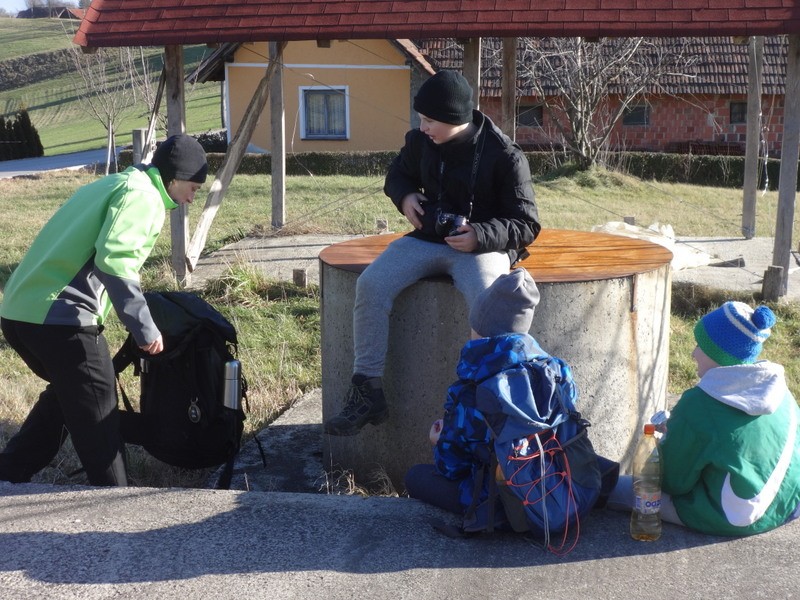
[74,0,800,48]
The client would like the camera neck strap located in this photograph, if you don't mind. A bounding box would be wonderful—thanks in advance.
[437,125,487,218]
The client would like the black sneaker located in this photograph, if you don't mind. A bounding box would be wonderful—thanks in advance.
[324,376,388,436]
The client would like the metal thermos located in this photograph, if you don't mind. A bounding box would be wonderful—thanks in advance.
[222,360,242,410]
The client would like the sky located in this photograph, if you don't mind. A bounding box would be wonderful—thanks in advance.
[0,1,35,15]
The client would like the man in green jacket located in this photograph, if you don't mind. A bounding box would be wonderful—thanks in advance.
[0,134,208,486]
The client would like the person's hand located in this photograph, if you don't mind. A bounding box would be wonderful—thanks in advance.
[445,223,478,252]
[401,193,427,230]
[429,419,443,445]
[139,335,164,355]
[650,409,670,440]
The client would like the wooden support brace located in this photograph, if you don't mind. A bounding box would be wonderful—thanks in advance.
[186,42,286,271]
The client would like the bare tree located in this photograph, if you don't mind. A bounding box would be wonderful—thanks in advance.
[518,37,701,169]
[66,44,143,174]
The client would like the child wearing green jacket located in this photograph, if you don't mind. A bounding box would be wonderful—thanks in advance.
[609,301,800,535]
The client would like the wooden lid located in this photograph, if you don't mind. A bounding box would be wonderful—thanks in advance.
[319,228,673,283]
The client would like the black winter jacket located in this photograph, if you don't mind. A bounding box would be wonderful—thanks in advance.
[384,110,540,265]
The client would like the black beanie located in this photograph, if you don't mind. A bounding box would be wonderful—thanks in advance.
[413,70,474,125]
[151,134,208,184]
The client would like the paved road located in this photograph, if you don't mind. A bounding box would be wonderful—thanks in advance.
[1,477,798,600]
[0,148,115,178]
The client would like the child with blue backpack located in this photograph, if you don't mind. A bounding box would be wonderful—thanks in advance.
[405,268,540,520]
[608,301,800,535]
[405,268,617,539]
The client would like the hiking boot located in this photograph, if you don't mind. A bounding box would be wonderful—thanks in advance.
[324,376,388,436]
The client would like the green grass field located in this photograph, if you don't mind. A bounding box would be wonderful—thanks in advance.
[0,17,222,155]
[0,17,73,59]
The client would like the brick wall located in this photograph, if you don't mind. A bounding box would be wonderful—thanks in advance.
[482,94,786,157]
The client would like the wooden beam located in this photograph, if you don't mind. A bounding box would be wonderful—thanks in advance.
[186,42,286,271]
[742,36,763,239]
[270,41,286,230]
[501,37,517,140]
[164,45,189,285]
[461,38,481,110]
[164,47,186,135]
[769,34,800,298]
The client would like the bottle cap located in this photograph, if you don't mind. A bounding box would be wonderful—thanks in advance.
[643,423,656,435]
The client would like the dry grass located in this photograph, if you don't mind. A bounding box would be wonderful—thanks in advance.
[321,468,399,497]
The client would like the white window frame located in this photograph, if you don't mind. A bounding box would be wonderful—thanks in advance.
[299,85,350,140]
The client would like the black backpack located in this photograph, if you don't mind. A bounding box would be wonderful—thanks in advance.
[113,291,247,488]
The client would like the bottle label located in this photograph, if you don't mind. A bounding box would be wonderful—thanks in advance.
[634,492,661,515]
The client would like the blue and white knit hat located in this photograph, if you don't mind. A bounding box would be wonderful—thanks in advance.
[694,301,776,366]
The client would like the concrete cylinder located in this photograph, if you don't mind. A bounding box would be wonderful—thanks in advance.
[320,231,672,493]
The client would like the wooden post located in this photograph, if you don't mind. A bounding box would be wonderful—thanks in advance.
[293,268,308,288]
[164,45,189,286]
[132,128,146,165]
[270,41,286,230]
[762,265,784,301]
[771,34,800,297]
[501,38,517,140]
[461,38,481,110]
[186,42,286,271]
[742,36,764,239]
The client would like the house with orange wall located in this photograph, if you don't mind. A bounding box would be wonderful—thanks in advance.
[221,39,433,154]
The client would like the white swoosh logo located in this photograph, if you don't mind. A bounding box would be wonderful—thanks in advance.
[721,403,797,527]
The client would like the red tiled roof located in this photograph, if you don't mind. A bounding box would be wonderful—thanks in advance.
[74,0,800,48]
[421,36,789,96]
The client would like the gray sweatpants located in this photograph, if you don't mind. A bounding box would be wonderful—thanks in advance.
[352,235,511,378]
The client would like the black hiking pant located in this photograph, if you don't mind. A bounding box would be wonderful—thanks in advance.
[0,319,127,486]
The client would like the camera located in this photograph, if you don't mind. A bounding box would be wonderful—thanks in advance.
[435,209,468,238]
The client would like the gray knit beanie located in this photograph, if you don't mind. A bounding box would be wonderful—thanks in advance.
[413,70,474,125]
[469,268,541,337]
[151,134,208,184]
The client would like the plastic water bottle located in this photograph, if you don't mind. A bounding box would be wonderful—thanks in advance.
[630,423,662,541]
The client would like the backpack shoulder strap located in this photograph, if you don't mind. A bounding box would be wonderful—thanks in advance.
[112,333,137,376]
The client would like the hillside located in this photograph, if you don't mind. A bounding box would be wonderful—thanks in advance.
[0,16,222,156]
[0,17,74,60]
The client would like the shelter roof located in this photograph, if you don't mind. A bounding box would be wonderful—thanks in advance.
[74,0,800,48]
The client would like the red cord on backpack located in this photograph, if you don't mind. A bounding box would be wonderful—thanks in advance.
[500,430,582,555]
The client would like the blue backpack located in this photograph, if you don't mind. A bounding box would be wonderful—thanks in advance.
[460,349,606,553]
